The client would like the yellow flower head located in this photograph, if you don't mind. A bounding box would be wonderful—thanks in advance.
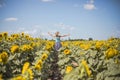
[21,32,25,36]
[61,42,68,47]
[35,64,42,70]
[105,48,118,59]
[30,42,36,47]
[82,60,91,77]
[80,44,91,50]
[37,60,42,66]
[25,35,30,39]
[3,32,8,37]
[0,51,8,64]
[66,66,73,73]
[21,44,33,52]
[64,49,71,55]
[45,44,52,50]
[22,62,30,74]
[35,59,43,70]
[7,37,13,41]
[0,33,3,39]
[95,41,104,49]
[41,53,48,61]
[27,69,34,80]
[11,45,19,54]
[12,75,26,80]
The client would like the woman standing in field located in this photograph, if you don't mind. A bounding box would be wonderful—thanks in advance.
[48,31,70,51]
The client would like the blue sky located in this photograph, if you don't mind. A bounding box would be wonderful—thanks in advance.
[0,0,120,40]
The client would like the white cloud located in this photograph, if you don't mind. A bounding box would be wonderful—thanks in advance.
[5,17,18,22]
[84,0,96,10]
[84,3,96,10]
[70,27,75,30]
[54,23,75,31]
[41,32,48,36]
[24,29,37,35]
[33,25,41,28]
[41,0,54,2]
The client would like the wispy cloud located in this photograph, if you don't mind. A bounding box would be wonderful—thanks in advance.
[84,0,96,10]
[41,0,54,2]
[54,22,75,31]
[5,17,18,22]
[15,27,40,37]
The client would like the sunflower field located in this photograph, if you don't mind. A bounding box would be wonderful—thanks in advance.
[0,32,120,80]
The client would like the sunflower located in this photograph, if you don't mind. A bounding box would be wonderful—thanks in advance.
[64,49,71,55]
[0,33,3,40]
[7,37,13,41]
[22,62,30,74]
[27,69,34,80]
[3,32,8,37]
[82,60,91,77]
[95,41,104,49]
[12,76,26,80]
[11,45,19,54]
[65,66,73,73]
[21,32,25,36]
[30,42,36,47]
[21,44,33,52]
[41,53,48,61]
[105,48,118,59]
[35,59,43,70]
[35,64,42,70]
[45,44,52,50]
[80,44,91,50]
[0,51,8,64]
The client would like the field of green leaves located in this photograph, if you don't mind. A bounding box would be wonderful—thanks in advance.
[0,32,120,80]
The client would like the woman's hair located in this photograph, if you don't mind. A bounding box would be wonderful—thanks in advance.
[55,31,60,37]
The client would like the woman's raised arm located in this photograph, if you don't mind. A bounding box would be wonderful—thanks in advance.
[48,32,55,37]
[60,34,70,37]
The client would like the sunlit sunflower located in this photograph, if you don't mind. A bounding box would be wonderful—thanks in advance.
[0,33,3,40]
[21,44,33,52]
[64,49,71,55]
[80,44,91,50]
[61,42,68,47]
[41,53,48,61]
[21,32,25,36]
[7,37,13,41]
[0,51,8,64]
[3,32,8,37]
[65,66,73,73]
[11,45,19,54]
[25,35,30,39]
[30,42,36,47]
[22,62,30,74]
[105,47,118,59]
[35,59,43,70]
[12,75,26,80]
[27,69,34,80]
[82,60,91,77]
[95,41,104,49]
[45,44,52,50]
